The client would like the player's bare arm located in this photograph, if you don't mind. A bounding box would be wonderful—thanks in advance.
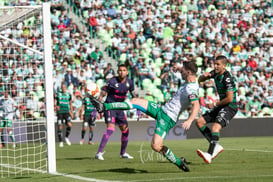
[198,72,211,83]
[182,100,200,130]
[207,90,234,109]
[80,104,85,120]
[98,90,107,101]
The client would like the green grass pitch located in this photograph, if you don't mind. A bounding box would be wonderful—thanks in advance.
[3,136,273,182]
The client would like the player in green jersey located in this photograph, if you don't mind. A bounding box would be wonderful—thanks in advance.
[55,83,73,147]
[79,96,97,145]
[196,55,238,164]
[89,61,200,172]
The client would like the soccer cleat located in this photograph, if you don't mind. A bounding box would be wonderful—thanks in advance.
[89,95,105,113]
[65,137,71,146]
[80,139,84,145]
[178,157,190,172]
[12,143,16,148]
[95,152,105,160]
[0,143,5,148]
[88,141,94,145]
[197,149,212,164]
[212,143,223,159]
[59,142,64,147]
[120,153,134,159]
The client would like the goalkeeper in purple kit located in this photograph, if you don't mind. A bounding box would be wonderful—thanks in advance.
[95,64,135,160]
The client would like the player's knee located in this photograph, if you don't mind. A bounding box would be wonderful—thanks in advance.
[211,123,222,132]
[67,122,72,127]
[196,117,205,128]
[151,143,161,152]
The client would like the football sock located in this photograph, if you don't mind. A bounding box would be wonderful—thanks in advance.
[97,127,114,153]
[89,130,94,141]
[162,146,181,166]
[66,126,71,137]
[81,129,85,139]
[57,128,63,142]
[199,125,212,142]
[8,131,15,143]
[104,101,132,110]
[0,132,3,143]
[120,128,129,155]
[208,132,220,155]
[104,101,148,113]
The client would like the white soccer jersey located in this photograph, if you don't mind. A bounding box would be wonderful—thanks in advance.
[0,96,16,116]
[162,82,199,122]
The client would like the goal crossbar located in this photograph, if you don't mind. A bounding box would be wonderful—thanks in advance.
[0,6,41,32]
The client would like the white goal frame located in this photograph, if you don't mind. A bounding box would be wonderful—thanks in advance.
[0,3,56,175]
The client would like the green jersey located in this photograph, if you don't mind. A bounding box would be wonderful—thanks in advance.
[56,92,71,114]
[83,97,95,117]
[209,70,237,108]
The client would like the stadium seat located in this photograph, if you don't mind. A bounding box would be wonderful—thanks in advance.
[146,38,153,48]
[155,67,161,77]
[155,58,163,68]
[142,78,152,89]
[199,87,205,98]
[196,57,203,67]
[152,88,162,97]
[153,77,161,87]
[96,79,105,89]
[119,53,127,64]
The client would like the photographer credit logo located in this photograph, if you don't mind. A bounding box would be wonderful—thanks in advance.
[138,143,166,164]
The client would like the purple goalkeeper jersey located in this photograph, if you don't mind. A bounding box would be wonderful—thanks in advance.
[104,76,134,103]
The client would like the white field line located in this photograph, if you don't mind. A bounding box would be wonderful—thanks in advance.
[225,148,273,153]
[130,174,273,182]
[52,172,121,182]
[1,147,273,181]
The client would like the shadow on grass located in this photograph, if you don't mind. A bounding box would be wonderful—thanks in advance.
[95,167,148,174]
[57,157,91,161]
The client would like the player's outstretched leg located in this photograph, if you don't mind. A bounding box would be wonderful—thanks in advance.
[160,146,190,172]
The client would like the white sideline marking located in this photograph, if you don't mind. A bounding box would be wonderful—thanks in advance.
[53,172,120,182]
[130,174,273,182]
[226,148,273,153]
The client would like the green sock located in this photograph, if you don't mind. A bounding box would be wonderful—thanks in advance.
[199,125,212,142]
[164,148,181,166]
[105,101,132,110]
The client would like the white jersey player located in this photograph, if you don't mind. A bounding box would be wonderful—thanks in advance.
[0,91,17,148]
[89,61,200,172]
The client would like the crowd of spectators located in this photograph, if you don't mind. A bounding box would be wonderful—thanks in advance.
[0,0,272,121]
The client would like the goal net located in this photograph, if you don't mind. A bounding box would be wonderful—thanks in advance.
[0,4,55,177]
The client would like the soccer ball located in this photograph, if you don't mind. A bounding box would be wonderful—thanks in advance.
[85,82,100,98]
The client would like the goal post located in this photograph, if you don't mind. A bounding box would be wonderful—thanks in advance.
[0,3,56,177]
[42,3,56,174]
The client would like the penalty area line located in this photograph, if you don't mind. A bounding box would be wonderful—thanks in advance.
[52,172,121,182]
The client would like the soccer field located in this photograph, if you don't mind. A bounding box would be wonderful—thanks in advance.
[3,136,273,182]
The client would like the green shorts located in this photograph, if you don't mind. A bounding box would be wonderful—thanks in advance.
[147,102,176,139]
[0,119,13,128]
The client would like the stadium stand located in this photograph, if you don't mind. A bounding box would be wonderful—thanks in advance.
[0,0,272,120]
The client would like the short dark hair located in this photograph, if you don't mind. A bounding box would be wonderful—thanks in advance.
[215,55,228,65]
[118,64,127,69]
[183,61,198,75]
